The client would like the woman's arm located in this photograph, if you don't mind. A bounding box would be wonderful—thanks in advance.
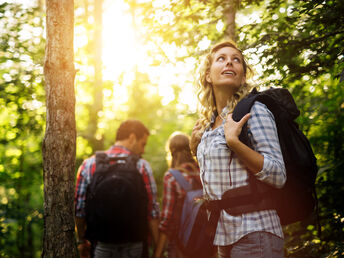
[224,102,286,188]
[224,113,265,174]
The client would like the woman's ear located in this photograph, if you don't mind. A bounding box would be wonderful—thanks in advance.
[206,71,212,84]
[241,76,246,86]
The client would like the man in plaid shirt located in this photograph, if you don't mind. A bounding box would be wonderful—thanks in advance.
[75,119,160,258]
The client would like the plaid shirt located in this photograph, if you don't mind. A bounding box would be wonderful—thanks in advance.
[197,101,286,246]
[159,163,201,238]
[75,145,160,220]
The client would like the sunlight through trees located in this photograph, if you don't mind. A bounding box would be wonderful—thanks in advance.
[0,0,343,256]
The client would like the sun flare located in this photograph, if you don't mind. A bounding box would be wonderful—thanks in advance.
[99,0,197,111]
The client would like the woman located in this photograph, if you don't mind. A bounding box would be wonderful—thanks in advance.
[191,41,286,258]
[154,132,201,258]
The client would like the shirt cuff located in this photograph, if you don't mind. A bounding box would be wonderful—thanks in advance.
[254,155,286,188]
[254,154,271,181]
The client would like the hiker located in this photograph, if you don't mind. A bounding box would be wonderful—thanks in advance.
[75,119,160,258]
[154,132,201,258]
[191,41,286,258]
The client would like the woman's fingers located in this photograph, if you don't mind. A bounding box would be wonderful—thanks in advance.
[224,113,251,146]
[226,113,250,127]
[239,113,251,127]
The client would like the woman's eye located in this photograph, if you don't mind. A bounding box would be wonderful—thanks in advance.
[217,56,225,61]
[233,57,241,62]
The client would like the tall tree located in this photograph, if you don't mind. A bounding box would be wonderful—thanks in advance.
[224,0,240,41]
[42,0,77,256]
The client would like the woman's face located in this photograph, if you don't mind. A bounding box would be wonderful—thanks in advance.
[206,46,246,90]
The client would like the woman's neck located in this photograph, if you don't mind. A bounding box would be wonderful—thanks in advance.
[213,86,234,115]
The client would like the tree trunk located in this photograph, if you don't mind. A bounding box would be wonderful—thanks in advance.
[224,0,240,42]
[42,0,77,257]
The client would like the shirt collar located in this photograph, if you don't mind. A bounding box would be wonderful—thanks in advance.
[110,144,132,154]
[209,106,229,128]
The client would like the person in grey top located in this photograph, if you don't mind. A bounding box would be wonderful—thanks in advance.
[191,41,286,258]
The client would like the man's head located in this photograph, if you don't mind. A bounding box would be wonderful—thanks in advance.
[115,119,150,156]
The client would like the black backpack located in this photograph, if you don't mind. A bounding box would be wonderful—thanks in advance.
[85,152,148,245]
[206,88,318,235]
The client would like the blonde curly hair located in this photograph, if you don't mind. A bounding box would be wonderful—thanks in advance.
[196,41,254,132]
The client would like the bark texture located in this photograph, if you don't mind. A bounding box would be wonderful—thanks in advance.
[225,0,240,42]
[42,0,77,257]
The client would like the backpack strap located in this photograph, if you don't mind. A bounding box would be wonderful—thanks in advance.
[232,89,260,146]
[214,89,283,215]
[95,151,111,174]
[232,88,294,146]
[232,88,259,120]
[169,169,192,192]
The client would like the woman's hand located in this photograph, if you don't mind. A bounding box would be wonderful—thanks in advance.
[224,113,251,148]
[224,113,264,174]
[190,120,203,156]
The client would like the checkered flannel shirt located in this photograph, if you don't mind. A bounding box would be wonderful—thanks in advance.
[159,163,201,236]
[197,101,286,246]
[75,145,160,220]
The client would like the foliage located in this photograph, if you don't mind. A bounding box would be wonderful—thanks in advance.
[74,0,106,153]
[124,70,198,198]
[132,0,262,58]
[0,2,45,257]
[240,0,344,86]
[1,0,343,256]
[239,1,344,256]
[136,0,344,256]
[73,0,200,198]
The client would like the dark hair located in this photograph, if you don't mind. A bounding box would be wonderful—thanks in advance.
[168,132,195,168]
[115,119,150,141]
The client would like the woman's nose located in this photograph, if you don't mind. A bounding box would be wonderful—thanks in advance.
[225,58,233,66]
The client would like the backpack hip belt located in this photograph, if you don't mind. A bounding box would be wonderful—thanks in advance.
[204,179,276,240]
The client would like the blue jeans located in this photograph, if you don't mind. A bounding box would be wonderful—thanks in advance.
[94,242,143,258]
[218,232,284,258]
